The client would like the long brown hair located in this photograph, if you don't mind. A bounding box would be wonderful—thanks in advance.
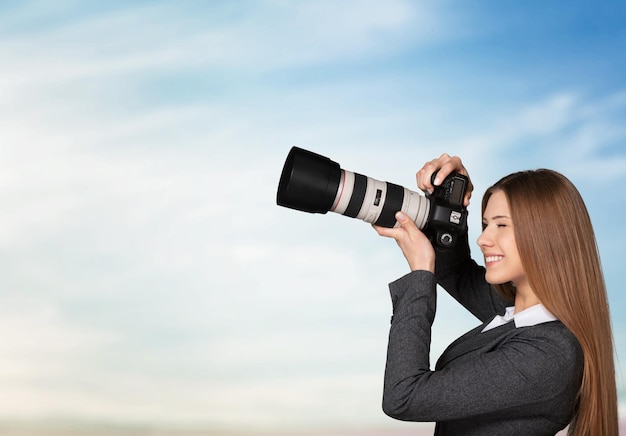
[482,169,618,435]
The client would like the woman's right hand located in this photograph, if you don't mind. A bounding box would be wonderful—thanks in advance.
[373,211,435,272]
[416,153,474,207]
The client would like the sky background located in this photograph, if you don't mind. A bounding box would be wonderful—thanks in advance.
[0,0,625,434]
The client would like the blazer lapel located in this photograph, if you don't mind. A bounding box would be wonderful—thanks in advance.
[435,321,516,370]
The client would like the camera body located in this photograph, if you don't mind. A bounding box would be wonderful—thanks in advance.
[276,147,468,248]
[425,171,468,248]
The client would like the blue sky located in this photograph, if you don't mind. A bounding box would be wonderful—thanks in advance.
[0,0,624,433]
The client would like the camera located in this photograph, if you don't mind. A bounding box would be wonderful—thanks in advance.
[276,146,468,248]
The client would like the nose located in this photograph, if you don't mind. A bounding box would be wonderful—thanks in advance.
[477,227,493,248]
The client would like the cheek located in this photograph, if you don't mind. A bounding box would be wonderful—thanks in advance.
[505,242,525,276]
[501,232,519,255]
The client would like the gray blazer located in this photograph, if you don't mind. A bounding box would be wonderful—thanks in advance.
[382,238,583,435]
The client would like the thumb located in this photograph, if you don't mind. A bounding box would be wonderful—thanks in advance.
[395,211,416,231]
[393,210,435,272]
[393,211,421,242]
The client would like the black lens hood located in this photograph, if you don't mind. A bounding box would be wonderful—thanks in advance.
[276,147,341,214]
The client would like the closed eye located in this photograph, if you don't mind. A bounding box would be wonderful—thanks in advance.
[482,222,509,230]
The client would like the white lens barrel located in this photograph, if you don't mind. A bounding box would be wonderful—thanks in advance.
[330,169,431,229]
[401,189,430,229]
[358,177,387,223]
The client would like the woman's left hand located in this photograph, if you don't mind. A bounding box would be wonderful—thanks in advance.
[373,211,435,272]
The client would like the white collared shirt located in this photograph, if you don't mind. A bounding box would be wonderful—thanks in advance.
[481,304,558,333]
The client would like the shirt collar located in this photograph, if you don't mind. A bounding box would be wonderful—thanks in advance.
[513,304,558,328]
[482,304,558,332]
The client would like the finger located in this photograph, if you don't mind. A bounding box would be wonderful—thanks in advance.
[392,212,436,271]
[392,212,423,247]
[394,211,418,232]
[464,179,474,207]
[372,223,402,239]
[433,155,465,185]
[372,212,415,241]
[417,155,449,193]
[418,155,475,208]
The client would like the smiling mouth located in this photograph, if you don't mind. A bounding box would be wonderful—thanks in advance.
[485,255,504,264]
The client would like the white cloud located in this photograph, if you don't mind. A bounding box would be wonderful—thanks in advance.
[0,0,444,102]
[0,299,117,384]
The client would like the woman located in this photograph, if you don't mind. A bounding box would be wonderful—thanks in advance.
[374,154,617,435]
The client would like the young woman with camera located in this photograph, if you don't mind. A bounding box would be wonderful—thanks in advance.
[374,154,618,435]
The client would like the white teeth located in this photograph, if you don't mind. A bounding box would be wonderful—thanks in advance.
[486,256,504,263]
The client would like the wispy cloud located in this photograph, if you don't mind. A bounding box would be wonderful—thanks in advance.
[0,0,443,98]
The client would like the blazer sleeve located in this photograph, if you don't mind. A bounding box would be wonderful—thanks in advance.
[434,228,510,322]
[382,270,582,423]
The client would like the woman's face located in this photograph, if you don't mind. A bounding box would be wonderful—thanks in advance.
[477,191,528,291]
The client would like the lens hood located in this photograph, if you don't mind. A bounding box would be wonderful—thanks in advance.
[276,147,342,214]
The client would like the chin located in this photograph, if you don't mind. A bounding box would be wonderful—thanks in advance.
[485,273,509,286]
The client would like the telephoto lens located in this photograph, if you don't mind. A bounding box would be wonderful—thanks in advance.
[276,147,430,229]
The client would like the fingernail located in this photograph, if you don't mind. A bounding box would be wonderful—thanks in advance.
[434,177,441,186]
[395,211,405,221]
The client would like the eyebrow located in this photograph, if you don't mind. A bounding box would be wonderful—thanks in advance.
[482,215,512,221]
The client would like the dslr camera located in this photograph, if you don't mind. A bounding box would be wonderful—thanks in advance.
[276,147,468,248]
